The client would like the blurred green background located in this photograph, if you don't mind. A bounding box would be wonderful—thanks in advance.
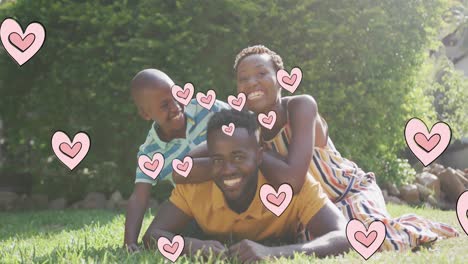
[0,0,467,202]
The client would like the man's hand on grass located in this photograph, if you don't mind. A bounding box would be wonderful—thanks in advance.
[124,243,141,253]
[188,238,228,259]
[229,239,273,263]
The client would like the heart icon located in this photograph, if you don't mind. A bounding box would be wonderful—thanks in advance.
[59,142,82,159]
[172,156,193,178]
[355,231,378,247]
[222,123,235,136]
[257,111,277,130]
[157,235,185,262]
[260,183,293,217]
[414,133,441,152]
[9,32,35,51]
[171,83,194,106]
[51,131,90,170]
[1,18,46,66]
[163,242,179,254]
[456,190,468,236]
[227,93,246,111]
[144,160,160,171]
[196,89,216,110]
[276,67,303,93]
[138,152,165,179]
[266,192,286,206]
[405,118,451,166]
[346,219,386,260]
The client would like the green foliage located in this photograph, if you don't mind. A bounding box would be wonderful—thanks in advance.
[432,57,468,139]
[0,0,460,197]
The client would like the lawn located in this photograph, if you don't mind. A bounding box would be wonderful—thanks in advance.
[0,204,466,264]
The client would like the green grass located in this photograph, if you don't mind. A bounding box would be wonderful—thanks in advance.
[0,205,467,264]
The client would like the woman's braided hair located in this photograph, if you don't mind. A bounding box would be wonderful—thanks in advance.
[233,45,284,72]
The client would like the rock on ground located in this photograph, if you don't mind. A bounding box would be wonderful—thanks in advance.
[399,184,420,205]
[48,198,67,210]
[416,172,441,198]
[437,168,465,202]
[81,192,107,209]
[0,191,18,211]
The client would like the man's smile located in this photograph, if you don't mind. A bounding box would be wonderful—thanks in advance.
[223,177,243,188]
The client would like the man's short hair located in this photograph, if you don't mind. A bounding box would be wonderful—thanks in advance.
[207,109,259,142]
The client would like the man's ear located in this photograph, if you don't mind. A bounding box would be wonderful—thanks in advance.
[256,145,264,165]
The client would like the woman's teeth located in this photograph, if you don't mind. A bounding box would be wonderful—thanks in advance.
[247,91,264,100]
[224,177,242,187]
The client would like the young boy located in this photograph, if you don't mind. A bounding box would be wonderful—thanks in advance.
[124,69,229,252]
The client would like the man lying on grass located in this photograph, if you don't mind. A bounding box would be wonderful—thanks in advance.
[143,109,350,262]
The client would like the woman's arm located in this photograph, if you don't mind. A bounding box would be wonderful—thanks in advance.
[259,95,318,194]
[315,115,328,148]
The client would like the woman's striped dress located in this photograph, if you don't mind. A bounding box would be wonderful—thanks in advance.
[263,121,459,251]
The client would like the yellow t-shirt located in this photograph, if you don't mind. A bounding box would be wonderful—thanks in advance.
[169,172,328,243]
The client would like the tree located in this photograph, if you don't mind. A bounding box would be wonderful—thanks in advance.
[0,0,455,198]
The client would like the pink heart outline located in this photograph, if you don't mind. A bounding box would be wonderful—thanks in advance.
[228,93,246,111]
[262,116,273,124]
[200,95,212,104]
[0,18,46,66]
[232,97,242,106]
[414,133,441,152]
[346,219,386,260]
[354,230,378,247]
[171,83,194,106]
[456,191,468,236]
[172,156,193,178]
[196,90,216,110]
[143,160,160,172]
[257,111,277,130]
[259,183,293,217]
[266,192,286,206]
[276,67,303,93]
[58,142,82,159]
[163,242,179,254]
[157,235,185,263]
[138,153,165,179]
[8,32,35,52]
[51,131,91,171]
[177,162,189,171]
[282,74,297,86]
[176,89,190,99]
[404,118,451,167]
[222,123,235,136]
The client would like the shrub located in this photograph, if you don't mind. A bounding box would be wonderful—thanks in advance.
[0,0,456,198]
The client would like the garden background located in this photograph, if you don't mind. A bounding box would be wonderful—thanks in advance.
[0,0,467,203]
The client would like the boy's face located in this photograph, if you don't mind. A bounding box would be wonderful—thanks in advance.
[208,127,262,202]
[134,84,185,131]
[236,54,281,114]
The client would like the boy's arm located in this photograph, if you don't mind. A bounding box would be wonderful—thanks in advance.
[172,143,213,184]
[124,183,152,251]
[143,201,227,257]
[259,95,318,194]
[173,157,213,184]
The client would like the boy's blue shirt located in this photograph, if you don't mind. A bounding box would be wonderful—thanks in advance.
[135,98,230,185]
